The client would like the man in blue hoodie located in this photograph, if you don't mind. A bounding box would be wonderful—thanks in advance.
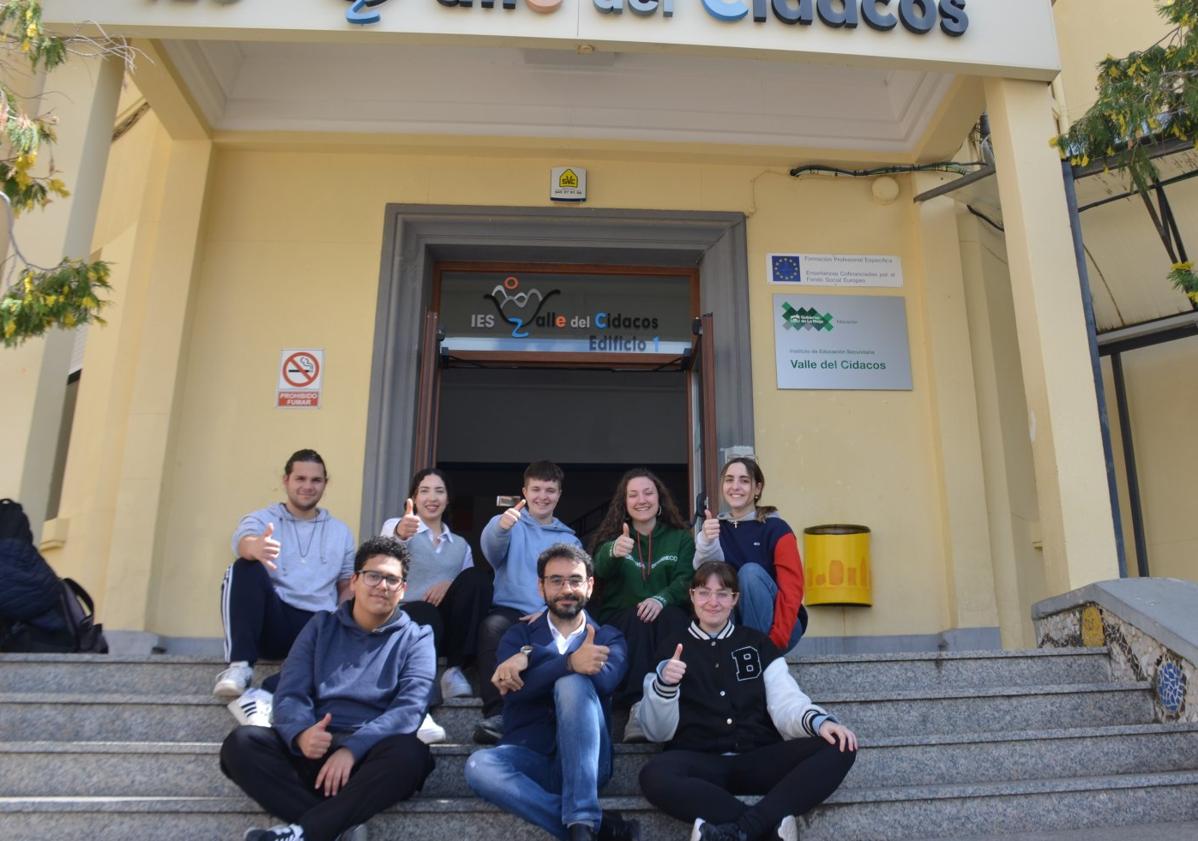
[474,460,581,744]
[465,543,638,841]
[220,536,436,841]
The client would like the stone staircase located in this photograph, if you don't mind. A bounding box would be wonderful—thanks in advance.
[1,647,1196,840]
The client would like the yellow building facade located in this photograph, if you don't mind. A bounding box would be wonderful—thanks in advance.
[4,0,1189,655]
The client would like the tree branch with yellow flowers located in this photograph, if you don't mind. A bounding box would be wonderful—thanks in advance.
[1052,0,1198,304]
[0,1,133,347]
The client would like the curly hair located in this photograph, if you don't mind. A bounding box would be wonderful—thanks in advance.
[354,535,410,577]
[589,468,689,553]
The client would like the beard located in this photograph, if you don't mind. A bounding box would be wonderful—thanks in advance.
[547,591,587,620]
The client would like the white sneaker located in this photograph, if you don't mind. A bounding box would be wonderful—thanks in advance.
[440,666,472,699]
[417,713,446,744]
[214,662,253,698]
[623,702,646,743]
[228,688,273,727]
[776,815,797,841]
[689,818,707,841]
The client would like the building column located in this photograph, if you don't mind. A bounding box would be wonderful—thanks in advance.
[983,78,1120,594]
[0,55,122,540]
[48,132,213,646]
[912,176,1000,638]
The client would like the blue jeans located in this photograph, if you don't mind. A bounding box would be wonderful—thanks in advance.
[736,563,806,652]
[464,674,612,839]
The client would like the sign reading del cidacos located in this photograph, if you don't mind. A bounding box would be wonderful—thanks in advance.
[439,270,694,355]
[345,0,969,35]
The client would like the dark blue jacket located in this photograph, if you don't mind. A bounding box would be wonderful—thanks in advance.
[0,538,64,630]
[272,601,435,760]
[498,611,627,756]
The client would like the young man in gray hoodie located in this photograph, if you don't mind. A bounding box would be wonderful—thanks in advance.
[220,536,436,841]
[215,449,356,713]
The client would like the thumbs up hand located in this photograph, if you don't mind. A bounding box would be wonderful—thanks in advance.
[660,643,687,686]
[297,712,334,759]
[499,498,526,531]
[252,523,281,571]
[568,625,610,675]
[612,523,635,558]
[701,508,721,543]
[395,498,421,540]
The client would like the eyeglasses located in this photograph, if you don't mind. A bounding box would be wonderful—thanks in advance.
[691,588,736,603]
[359,570,406,590]
[542,575,588,590]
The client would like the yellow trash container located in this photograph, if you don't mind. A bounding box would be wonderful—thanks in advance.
[803,524,872,606]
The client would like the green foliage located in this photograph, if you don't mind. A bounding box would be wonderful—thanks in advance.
[1167,261,1198,303]
[0,260,110,346]
[0,0,112,347]
[1052,0,1198,180]
[1051,0,1198,300]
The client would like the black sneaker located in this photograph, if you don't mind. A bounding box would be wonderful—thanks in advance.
[599,810,641,841]
[472,714,504,745]
[244,825,304,841]
[688,819,746,841]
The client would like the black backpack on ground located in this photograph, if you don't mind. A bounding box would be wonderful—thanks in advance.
[0,498,108,654]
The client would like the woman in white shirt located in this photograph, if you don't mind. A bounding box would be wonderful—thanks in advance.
[381,469,492,710]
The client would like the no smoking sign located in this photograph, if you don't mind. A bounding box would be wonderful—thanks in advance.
[277,349,324,408]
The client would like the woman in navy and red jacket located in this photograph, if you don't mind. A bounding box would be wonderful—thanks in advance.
[694,457,807,653]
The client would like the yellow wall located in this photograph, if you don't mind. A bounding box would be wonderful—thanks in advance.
[1054,0,1173,127]
[127,143,965,640]
[1055,0,1198,585]
[957,210,1046,647]
[1102,339,1198,582]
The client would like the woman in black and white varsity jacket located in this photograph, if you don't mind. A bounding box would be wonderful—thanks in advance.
[636,562,856,841]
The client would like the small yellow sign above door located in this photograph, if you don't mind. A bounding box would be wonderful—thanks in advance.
[550,167,587,202]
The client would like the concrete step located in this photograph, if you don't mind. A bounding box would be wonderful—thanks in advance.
[5,724,1195,799]
[843,722,1198,789]
[804,770,1198,841]
[2,772,1196,841]
[788,648,1112,694]
[0,741,652,799]
[921,821,1198,841]
[0,681,1155,744]
[0,648,1112,697]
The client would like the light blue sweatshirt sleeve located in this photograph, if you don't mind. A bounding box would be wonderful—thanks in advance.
[481,514,512,569]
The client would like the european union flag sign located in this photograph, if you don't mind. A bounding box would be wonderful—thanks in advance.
[770,254,802,283]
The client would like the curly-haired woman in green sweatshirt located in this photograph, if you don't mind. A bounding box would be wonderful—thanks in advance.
[590,468,694,740]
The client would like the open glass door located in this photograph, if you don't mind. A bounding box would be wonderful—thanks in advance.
[688,313,718,522]
[412,310,443,471]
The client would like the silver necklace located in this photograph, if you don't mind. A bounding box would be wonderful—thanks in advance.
[289,513,325,562]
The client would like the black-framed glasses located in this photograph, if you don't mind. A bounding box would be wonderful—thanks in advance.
[542,575,588,590]
[359,570,406,590]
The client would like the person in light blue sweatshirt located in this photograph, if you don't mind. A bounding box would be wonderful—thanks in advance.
[220,536,436,841]
[474,460,581,744]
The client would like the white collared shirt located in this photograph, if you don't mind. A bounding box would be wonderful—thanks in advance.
[548,617,589,654]
[379,517,475,571]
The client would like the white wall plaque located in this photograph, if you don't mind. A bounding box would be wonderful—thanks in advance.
[550,167,587,202]
[768,253,904,288]
[773,294,912,391]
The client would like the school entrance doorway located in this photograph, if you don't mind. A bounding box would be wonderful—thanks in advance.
[416,262,717,552]
[358,205,754,545]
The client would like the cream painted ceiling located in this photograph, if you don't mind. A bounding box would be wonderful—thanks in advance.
[163,39,954,153]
